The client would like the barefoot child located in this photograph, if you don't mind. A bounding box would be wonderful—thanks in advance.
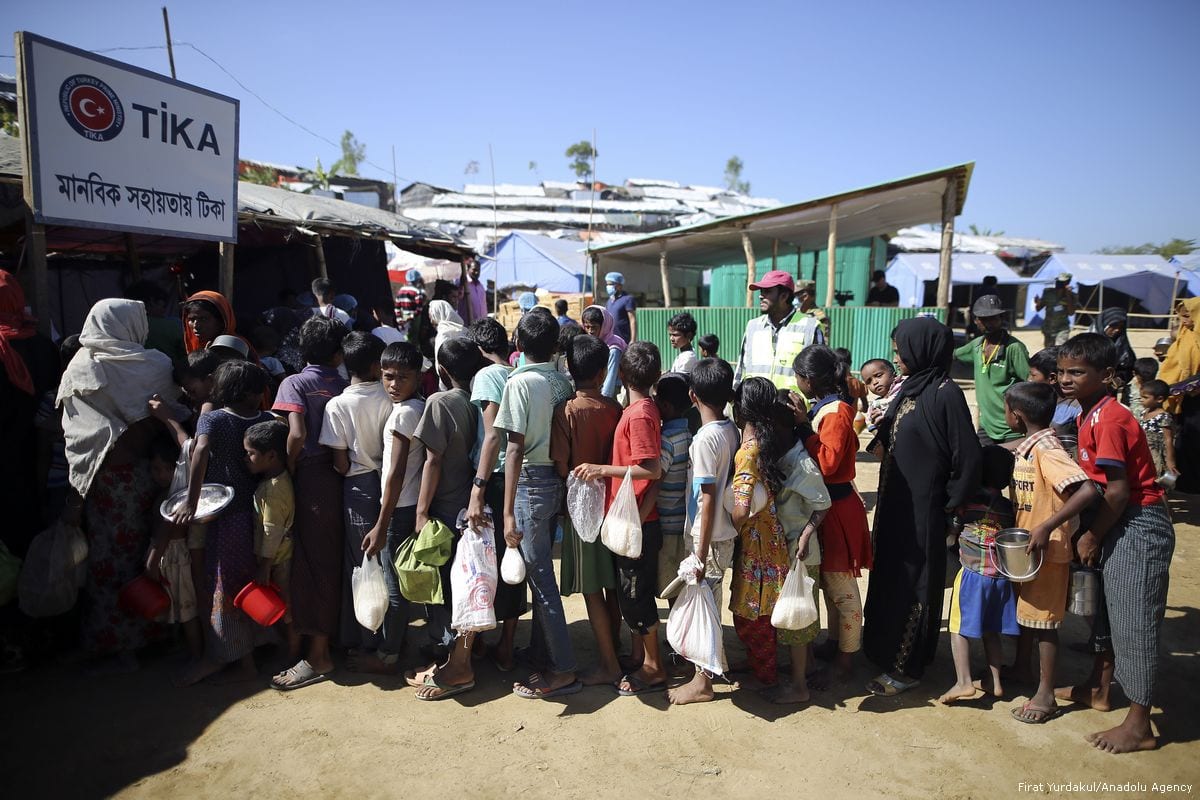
[1004,382,1098,724]
[173,361,275,685]
[575,341,666,696]
[668,357,740,706]
[549,334,623,685]
[496,314,578,699]
[244,419,298,659]
[792,346,873,683]
[771,394,831,704]
[937,446,1017,705]
[463,318,522,671]
[270,317,348,690]
[318,332,393,655]
[145,435,202,661]
[728,377,790,694]
[359,342,426,673]
[1057,333,1174,753]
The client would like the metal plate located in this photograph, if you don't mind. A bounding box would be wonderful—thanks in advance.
[159,484,234,523]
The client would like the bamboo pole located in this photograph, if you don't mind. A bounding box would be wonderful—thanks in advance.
[936,175,958,309]
[313,236,329,280]
[824,204,838,307]
[772,238,778,271]
[218,241,235,302]
[659,243,671,308]
[15,36,51,336]
[742,231,756,307]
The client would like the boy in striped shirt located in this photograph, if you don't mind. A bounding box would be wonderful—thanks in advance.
[654,373,694,596]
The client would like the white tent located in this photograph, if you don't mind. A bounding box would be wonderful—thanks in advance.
[886,253,1033,308]
[1022,254,1195,325]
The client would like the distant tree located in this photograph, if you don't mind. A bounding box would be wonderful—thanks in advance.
[309,157,332,191]
[1095,238,1197,258]
[330,130,365,176]
[464,160,479,175]
[0,106,18,137]
[528,160,539,174]
[565,140,597,179]
[241,164,277,186]
[967,224,1005,236]
[724,156,750,194]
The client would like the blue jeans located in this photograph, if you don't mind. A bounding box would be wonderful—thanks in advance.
[380,505,415,657]
[515,465,575,673]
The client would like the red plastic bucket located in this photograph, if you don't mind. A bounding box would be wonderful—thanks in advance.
[118,574,171,620]
[234,582,286,626]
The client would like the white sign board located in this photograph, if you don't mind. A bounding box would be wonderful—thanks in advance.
[18,32,239,242]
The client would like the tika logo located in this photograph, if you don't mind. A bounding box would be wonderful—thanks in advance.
[60,74,125,141]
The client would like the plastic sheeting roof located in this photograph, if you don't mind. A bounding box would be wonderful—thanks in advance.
[482,232,589,293]
[886,253,1033,308]
[1022,254,1197,322]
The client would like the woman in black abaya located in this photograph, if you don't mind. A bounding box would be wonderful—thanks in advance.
[863,317,982,695]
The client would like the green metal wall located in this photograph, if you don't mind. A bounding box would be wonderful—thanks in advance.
[707,237,885,308]
[638,306,946,372]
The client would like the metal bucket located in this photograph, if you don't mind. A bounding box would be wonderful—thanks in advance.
[993,528,1042,583]
[1068,566,1100,616]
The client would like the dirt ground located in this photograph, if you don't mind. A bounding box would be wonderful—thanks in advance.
[3,328,1197,800]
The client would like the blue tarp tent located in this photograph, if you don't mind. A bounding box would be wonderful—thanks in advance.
[886,253,1032,308]
[482,233,591,293]
[1022,254,1196,325]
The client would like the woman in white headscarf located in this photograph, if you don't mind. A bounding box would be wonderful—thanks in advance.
[428,299,465,388]
[59,298,186,666]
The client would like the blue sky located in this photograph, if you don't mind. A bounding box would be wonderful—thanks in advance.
[5,0,1198,252]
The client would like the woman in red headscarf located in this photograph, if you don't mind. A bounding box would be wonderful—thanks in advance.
[0,270,62,553]
[181,290,257,358]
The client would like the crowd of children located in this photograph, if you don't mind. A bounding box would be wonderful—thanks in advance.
[6,272,1186,757]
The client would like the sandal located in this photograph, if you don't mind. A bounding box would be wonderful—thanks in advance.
[415,674,475,701]
[617,673,667,696]
[866,672,920,697]
[270,659,329,691]
[1011,700,1064,724]
[513,673,583,700]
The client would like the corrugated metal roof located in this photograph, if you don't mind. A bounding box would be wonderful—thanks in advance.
[626,178,681,188]
[401,205,639,227]
[462,183,545,197]
[429,192,688,214]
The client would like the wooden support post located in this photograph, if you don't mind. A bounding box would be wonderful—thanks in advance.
[936,175,958,310]
[772,238,778,271]
[742,231,756,307]
[659,243,671,308]
[313,236,329,280]
[592,255,600,305]
[124,234,142,282]
[824,204,838,307]
[23,211,51,337]
[219,242,235,303]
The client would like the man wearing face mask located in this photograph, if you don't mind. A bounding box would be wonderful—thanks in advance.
[733,270,825,392]
[604,272,637,343]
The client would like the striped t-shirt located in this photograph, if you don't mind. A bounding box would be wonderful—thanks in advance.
[657,418,693,536]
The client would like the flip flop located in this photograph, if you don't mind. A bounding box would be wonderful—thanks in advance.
[866,672,920,697]
[617,673,667,696]
[270,659,328,691]
[513,677,584,700]
[415,674,475,701]
[1011,700,1064,724]
[404,664,439,688]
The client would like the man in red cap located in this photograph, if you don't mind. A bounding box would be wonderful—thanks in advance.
[733,270,826,392]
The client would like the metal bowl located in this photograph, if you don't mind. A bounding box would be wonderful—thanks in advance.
[160,484,234,523]
[994,528,1042,583]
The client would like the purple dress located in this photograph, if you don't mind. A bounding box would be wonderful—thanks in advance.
[196,408,274,663]
[273,365,348,637]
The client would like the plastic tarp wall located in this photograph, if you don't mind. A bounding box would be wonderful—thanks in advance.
[483,233,591,293]
[886,253,1033,308]
[1022,254,1196,325]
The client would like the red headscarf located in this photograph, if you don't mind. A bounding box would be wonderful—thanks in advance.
[0,269,37,395]
[182,290,237,353]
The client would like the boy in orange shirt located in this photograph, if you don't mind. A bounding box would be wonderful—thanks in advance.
[1003,382,1097,724]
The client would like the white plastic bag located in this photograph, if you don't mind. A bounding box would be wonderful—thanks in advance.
[770,559,818,630]
[500,545,526,585]
[451,518,498,633]
[18,521,88,618]
[566,474,606,543]
[351,552,389,632]
[666,554,726,675]
[169,438,193,497]
[600,467,642,558]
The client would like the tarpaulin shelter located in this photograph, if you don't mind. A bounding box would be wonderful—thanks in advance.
[482,232,591,293]
[1022,254,1196,325]
[886,253,1033,308]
